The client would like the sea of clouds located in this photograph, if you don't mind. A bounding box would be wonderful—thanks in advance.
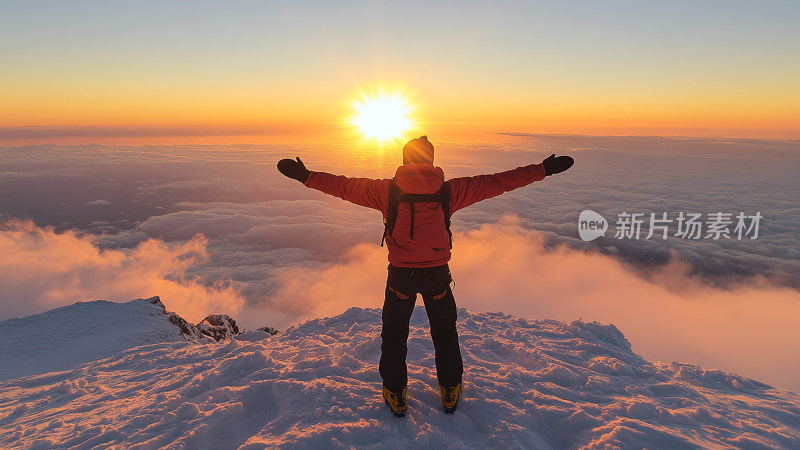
[1,134,798,390]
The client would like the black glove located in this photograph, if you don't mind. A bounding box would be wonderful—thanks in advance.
[277,157,310,183]
[542,154,574,176]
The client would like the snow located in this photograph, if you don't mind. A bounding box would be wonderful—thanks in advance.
[1,304,800,448]
[0,297,197,382]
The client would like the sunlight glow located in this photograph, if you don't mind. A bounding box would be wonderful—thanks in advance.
[351,92,412,142]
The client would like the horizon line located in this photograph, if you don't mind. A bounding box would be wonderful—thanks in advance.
[2,124,800,145]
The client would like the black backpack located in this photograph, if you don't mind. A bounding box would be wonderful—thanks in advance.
[381,179,452,248]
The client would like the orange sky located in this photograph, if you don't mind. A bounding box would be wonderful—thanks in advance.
[1,1,799,144]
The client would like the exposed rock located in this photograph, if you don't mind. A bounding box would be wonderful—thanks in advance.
[167,312,207,341]
[150,296,268,342]
[197,315,240,341]
[146,296,206,341]
[257,326,280,336]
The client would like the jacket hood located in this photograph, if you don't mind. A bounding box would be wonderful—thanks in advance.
[394,163,445,194]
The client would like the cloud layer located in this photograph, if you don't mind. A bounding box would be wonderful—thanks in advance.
[0,220,243,323]
[2,137,796,298]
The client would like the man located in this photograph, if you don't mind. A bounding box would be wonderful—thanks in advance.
[277,136,573,417]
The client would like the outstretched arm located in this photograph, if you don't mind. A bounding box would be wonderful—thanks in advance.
[277,157,387,212]
[447,154,573,213]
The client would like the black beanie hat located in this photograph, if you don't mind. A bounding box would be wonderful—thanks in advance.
[402,136,434,165]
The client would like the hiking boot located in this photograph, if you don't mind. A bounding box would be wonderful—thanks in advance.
[382,386,407,417]
[440,383,462,413]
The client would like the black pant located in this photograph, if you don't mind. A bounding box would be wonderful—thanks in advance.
[379,263,463,392]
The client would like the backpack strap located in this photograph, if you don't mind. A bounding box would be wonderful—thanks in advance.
[439,181,453,248]
[382,180,402,247]
[381,179,453,248]
[397,192,444,240]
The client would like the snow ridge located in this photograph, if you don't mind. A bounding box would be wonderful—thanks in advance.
[0,296,243,382]
[1,306,799,448]
[0,297,192,382]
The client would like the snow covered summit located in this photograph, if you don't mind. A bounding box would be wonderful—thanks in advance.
[0,297,189,382]
[1,306,799,448]
[0,296,241,382]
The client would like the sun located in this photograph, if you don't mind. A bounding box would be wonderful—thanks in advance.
[351,91,412,142]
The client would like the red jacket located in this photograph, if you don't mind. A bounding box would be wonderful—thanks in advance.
[305,162,547,267]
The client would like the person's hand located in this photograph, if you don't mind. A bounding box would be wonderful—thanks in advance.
[541,154,574,176]
[277,157,310,183]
